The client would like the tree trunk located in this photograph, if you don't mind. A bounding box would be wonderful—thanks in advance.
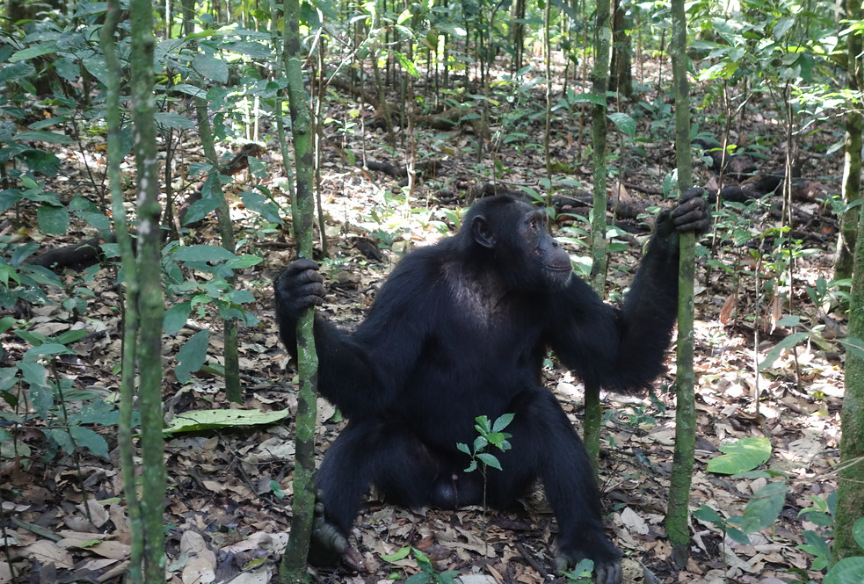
[834,0,863,282]
[609,0,633,99]
[130,0,167,579]
[279,0,320,578]
[835,6,864,547]
[666,0,696,568]
[583,0,613,469]
[100,4,144,583]
[193,98,242,404]
[835,209,864,558]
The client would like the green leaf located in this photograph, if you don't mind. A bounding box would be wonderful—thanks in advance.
[222,41,271,58]
[549,0,578,21]
[800,530,832,558]
[693,504,724,526]
[824,557,864,584]
[608,112,636,139]
[741,482,787,533]
[172,84,208,99]
[164,301,192,335]
[163,408,290,434]
[13,131,75,144]
[37,203,69,236]
[69,400,119,426]
[77,211,112,235]
[240,191,283,224]
[82,54,110,87]
[183,196,222,226]
[477,452,502,471]
[492,413,514,432]
[19,361,50,417]
[225,254,264,270]
[758,332,808,371]
[172,245,237,263]
[854,517,864,549]
[174,329,210,384]
[570,92,607,106]
[15,330,48,346]
[0,190,25,213]
[394,51,420,78]
[16,149,61,176]
[456,442,470,455]
[9,42,60,62]
[69,426,109,458]
[0,317,15,335]
[0,265,19,287]
[155,112,196,130]
[380,546,411,562]
[44,428,75,454]
[726,527,750,544]
[23,343,74,361]
[56,329,88,345]
[707,437,772,475]
[192,54,229,83]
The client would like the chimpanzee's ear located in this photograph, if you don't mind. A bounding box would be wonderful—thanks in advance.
[472,215,496,248]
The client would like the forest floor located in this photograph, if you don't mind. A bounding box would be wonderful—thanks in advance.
[0,57,849,584]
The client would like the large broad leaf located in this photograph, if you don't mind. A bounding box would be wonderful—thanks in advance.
[172,245,237,262]
[174,329,209,384]
[82,54,110,87]
[707,437,772,474]
[570,92,607,106]
[824,558,864,584]
[855,517,864,548]
[163,408,290,434]
[0,190,24,213]
[37,203,69,235]
[10,42,60,62]
[608,112,637,139]
[13,131,75,145]
[182,195,222,225]
[155,112,196,130]
[172,84,208,99]
[192,54,229,83]
[758,332,808,370]
[240,191,283,224]
[164,301,192,335]
[222,41,271,59]
[741,482,787,533]
[69,426,109,458]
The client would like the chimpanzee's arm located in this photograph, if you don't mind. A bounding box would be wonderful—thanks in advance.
[274,258,428,417]
[549,190,708,391]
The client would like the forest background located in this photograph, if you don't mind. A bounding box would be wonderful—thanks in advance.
[2,0,864,582]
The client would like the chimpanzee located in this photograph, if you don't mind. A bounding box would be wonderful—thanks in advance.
[275,191,709,584]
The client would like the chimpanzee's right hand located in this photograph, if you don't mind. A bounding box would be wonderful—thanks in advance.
[274,259,326,320]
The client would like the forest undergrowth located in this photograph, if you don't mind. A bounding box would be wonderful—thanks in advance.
[0,53,849,584]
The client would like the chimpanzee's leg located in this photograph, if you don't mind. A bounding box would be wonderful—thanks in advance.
[486,389,623,584]
[313,419,442,563]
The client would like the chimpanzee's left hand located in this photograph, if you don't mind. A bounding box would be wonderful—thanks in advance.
[655,187,711,238]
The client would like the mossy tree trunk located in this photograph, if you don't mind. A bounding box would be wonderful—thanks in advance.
[583,0,613,470]
[665,0,697,568]
[834,0,863,282]
[835,173,864,561]
[130,0,167,578]
[279,0,320,578]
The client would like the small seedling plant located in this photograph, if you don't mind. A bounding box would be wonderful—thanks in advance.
[456,413,514,557]
[456,413,514,475]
